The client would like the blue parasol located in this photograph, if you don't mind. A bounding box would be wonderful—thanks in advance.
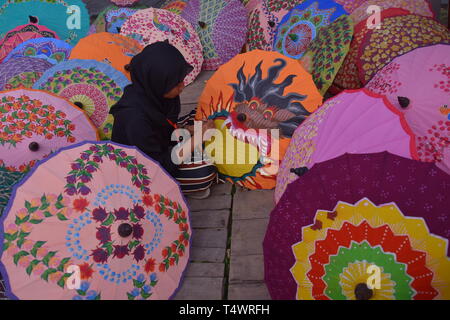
[4,38,73,65]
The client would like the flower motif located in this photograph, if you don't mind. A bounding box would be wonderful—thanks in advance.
[91,248,109,263]
[92,207,108,222]
[113,245,130,259]
[96,226,111,244]
[73,198,89,213]
[133,245,145,262]
[144,258,156,274]
[114,207,129,220]
[79,263,95,280]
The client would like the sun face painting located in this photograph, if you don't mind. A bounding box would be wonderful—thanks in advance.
[196,50,322,190]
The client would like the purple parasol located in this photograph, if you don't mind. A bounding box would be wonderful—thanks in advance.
[0,57,52,91]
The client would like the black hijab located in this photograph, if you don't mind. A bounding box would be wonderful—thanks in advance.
[110,42,193,175]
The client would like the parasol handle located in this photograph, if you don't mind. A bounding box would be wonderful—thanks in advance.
[116,27,121,33]
[198,21,207,29]
[354,283,373,300]
[74,101,84,109]
[268,20,276,28]
[124,64,131,72]
[29,15,39,24]
[118,223,133,238]
[28,142,40,152]
[290,167,308,177]
[237,113,247,122]
[397,96,410,109]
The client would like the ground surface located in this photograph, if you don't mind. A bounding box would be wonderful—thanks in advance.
[173,72,274,300]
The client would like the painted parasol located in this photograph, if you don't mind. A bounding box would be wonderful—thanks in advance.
[0,141,191,300]
[246,0,305,52]
[274,89,418,203]
[0,168,26,216]
[0,23,58,63]
[299,15,353,95]
[349,0,434,25]
[90,4,148,34]
[357,14,450,86]
[0,88,98,174]
[4,38,73,65]
[265,152,450,300]
[366,44,450,174]
[333,0,366,13]
[0,0,89,45]
[32,59,131,140]
[273,0,347,60]
[195,50,322,190]
[120,8,203,86]
[70,33,143,80]
[331,8,410,92]
[181,0,247,70]
[0,57,53,91]
[162,0,188,15]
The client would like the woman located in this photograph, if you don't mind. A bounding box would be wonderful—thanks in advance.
[110,42,217,199]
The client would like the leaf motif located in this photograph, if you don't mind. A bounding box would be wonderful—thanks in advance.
[102,213,115,226]
[13,251,29,265]
[41,268,57,282]
[57,213,68,221]
[42,251,57,267]
[30,241,46,257]
[133,279,144,289]
[57,257,71,272]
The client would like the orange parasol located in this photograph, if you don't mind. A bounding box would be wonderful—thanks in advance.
[196,50,322,190]
[70,33,143,80]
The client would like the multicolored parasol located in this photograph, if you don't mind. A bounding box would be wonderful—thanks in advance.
[265,152,450,300]
[120,8,203,85]
[181,0,247,70]
[0,168,26,216]
[366,44,450,174]
[0,0,89,45]
[349,0,434,25]
[299,15,353,95]
[4,38,73,65]
[89,4,148,34]
[162,0,188,15]
[0,57,53,91]
[357,14,450,86]
[0,89,98,173]
[195,50,322,190]
[70,33,143,80]
[0,23,58,63]
[273,0,347,59]
[331,8,409,92]
[274,89,418,203]
[0,141,191,300]
[32,59,130,140]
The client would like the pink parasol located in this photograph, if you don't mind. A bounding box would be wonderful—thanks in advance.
[275,89,418,203]
[120,8,203,86]
[366,44,450,174]
[0,89,98,173]
[0,141,191,300]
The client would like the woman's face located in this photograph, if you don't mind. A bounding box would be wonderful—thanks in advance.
[163,81,185,99]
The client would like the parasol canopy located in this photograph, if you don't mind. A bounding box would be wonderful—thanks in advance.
[181,0,247,70]
[299,15,353,95]
[366,44,450,174]
[0,89,98,173]
[0,168,26,216]
[32,59,130,140]
[0,0,89,45]
[89,4,148,35]
[162,0,188,15]
[265,152,450,300]
[274,89,418,203]
[0,57,53,91]
[120,8,203,86]
[0,141,191,300]
[70,33,143,80]
[195,50,322,190]
[273,0,347,59]
[4,38,73,65]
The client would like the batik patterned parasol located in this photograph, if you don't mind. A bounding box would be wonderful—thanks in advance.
[181,0,247,70]
[265,152,450,300]
[90,4,148,34]
[4,38,73,65]
[357,14,450,86]
[0,141,191,300]
[33,59,131,140]
[70,33,143,80]
[275,89,418,203]
[366,44,450,174]
[195,50,322,190]
[0,23,58,63]
[331,8,409,92]
[299,15,353,95]
[120,8,203,85]
[349,0,434,25]
[162,0,188,15]
[0,57,53,91]
[0,168,26,216]
[246,0,305,51]
[0,0,89,45]
[273,0,347,59]
[0,89,98,173]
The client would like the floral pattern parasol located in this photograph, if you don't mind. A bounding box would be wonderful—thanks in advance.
[162,0,188,15]
[265,152,450,300]
[4,38,73,65]
[366,44,450,174]
[90,4,148,35]
[0,141,191,300]
[0,57,53,91]
[33,59,130,140]
[0,168,26,216]
[273,0,347,59]
[300,15,353,95]
[120,8,203,86]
